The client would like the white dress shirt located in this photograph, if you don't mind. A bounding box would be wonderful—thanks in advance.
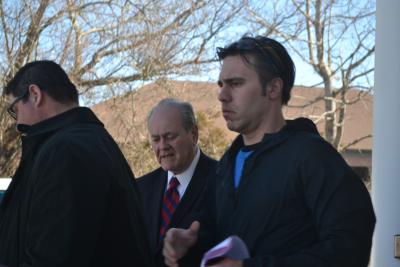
[166,147,200,198]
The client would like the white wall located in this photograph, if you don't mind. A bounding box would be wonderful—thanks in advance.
[371,0,400,266]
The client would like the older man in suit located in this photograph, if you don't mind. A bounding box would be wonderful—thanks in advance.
[137,98,217,267]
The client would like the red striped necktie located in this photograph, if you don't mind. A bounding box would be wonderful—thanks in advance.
[159,177,180,239]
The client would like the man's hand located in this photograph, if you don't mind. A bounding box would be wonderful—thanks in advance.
[207,258,243,267]
[163,221,200,267]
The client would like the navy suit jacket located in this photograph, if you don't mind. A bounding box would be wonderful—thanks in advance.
[137,151,217,267]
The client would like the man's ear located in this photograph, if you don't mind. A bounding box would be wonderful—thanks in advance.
[266,77,284,101]
[28,84,44,107]
[191,125,199,145]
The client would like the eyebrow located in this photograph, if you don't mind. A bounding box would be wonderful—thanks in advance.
[151,132,177,138]
[217,77,245,86]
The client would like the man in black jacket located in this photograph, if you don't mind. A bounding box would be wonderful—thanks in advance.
[0,60,153,267]
[163,36,376,267]
[138,98,217,267]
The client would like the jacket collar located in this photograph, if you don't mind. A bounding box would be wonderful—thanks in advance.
[23,107,103,139]
[220,117,320,168]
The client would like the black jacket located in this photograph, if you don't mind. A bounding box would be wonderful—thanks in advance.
[137,152,217,267]
[0,107,154,267]
[203,118,375,267]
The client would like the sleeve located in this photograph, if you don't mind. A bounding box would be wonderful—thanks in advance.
[179,166,219,266]
[243,140,376,267]
[21,142,109,267]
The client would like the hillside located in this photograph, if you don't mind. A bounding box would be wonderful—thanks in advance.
[92,80,373,176]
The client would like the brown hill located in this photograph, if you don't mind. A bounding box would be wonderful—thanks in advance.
[284,86,372,151]
[92,80,372,176]
[92,80,236,145]
[92,80,372,150]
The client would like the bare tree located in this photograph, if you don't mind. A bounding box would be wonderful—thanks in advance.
[0,0,244,176]
[246,0,375,151]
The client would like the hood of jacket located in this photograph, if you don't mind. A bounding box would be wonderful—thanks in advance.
[218,117,320,173]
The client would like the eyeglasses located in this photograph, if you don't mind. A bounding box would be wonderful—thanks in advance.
[217,36,283,75]
[7,90,29,120]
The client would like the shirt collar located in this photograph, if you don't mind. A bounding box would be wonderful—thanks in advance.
[167,147,200,197]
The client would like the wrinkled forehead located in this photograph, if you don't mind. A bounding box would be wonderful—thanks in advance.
[149,106,185,130]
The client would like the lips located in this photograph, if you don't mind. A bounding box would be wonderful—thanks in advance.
[222,108,235,119]
[160,153,174,159]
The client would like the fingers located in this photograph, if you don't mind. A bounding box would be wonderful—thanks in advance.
[163,241,178,267]
[164,256,179,267]
[163,228,178,266]
[162,222,200,267]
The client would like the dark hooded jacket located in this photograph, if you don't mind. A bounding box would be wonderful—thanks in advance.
[0,107,153,267]
[202,118,375,267]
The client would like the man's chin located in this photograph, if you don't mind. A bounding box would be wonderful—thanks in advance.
[226,122,240,133]
[160,162,175,172]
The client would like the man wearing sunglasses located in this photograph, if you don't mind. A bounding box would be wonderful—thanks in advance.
[0,61,154,267]
[163,36,375,267]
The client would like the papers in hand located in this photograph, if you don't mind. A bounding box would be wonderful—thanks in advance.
[200,235,249,267]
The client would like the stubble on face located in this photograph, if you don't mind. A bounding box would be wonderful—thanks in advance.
[218,55,267,135]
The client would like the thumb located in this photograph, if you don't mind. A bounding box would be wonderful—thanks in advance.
[188,221,200,235]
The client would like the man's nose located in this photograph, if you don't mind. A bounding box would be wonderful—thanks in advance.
[218,84,231,102]
[159,138,170,149]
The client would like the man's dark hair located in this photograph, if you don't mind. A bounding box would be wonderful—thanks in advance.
[3,60,79,104]
[217,36,295,105]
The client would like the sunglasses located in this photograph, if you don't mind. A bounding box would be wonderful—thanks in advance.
[7,90,29,120]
